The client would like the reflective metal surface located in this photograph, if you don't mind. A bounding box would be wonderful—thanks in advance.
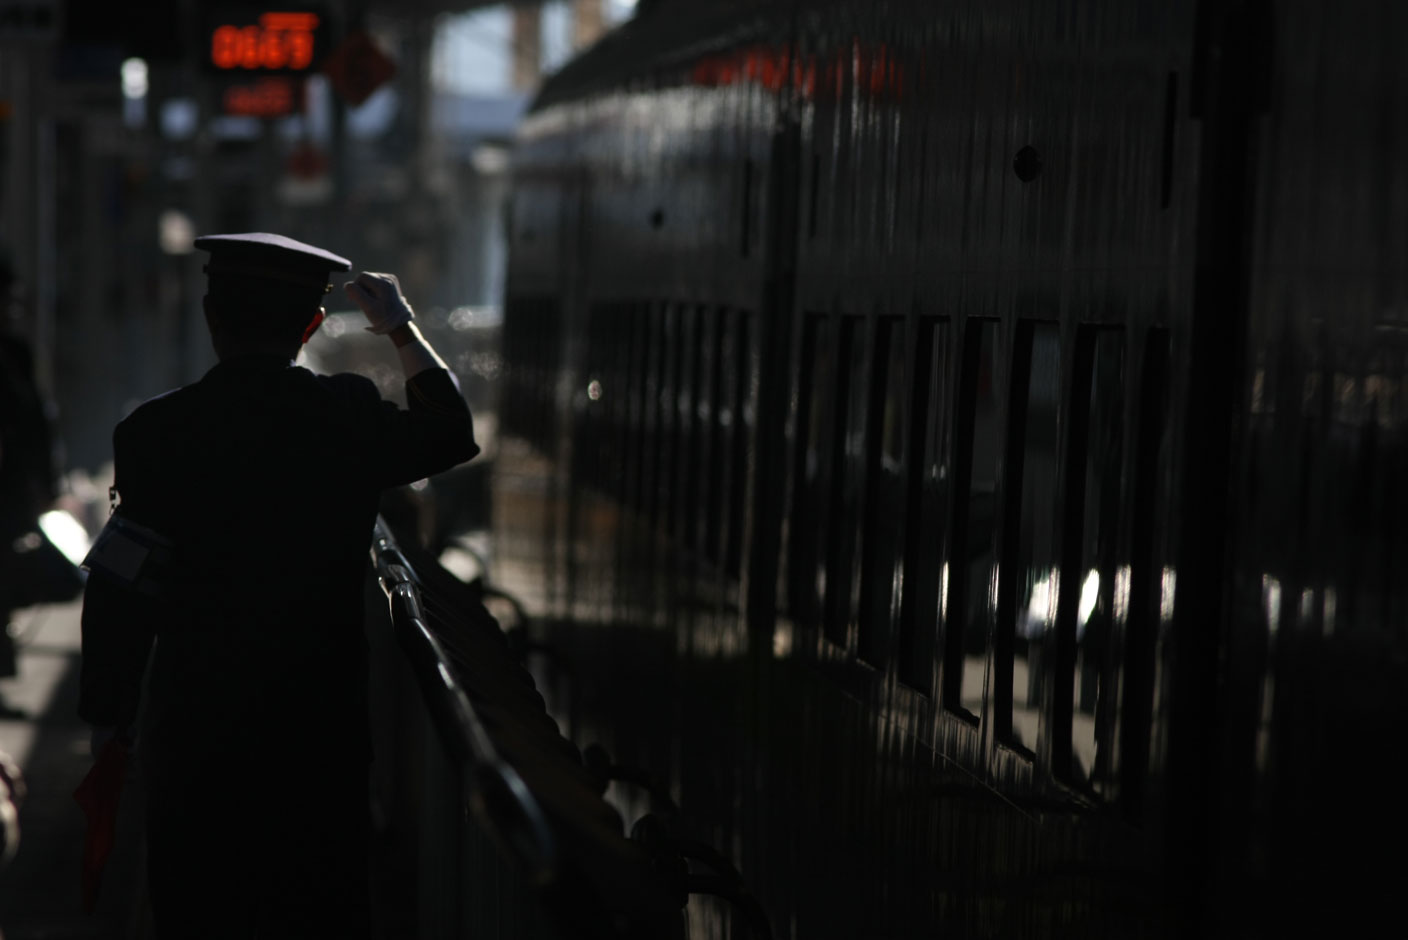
[496,1,1406,935]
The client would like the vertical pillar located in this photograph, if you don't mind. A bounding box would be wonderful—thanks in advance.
[511,3,542,93]
[0,40,55,394]
[573,0,605,51]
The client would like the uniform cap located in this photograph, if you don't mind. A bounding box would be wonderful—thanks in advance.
[194,233,351,293]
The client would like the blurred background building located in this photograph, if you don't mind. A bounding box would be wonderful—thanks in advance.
[0,0,635,484]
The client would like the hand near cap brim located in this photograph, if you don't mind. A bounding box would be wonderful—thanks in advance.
[343,272,414,335]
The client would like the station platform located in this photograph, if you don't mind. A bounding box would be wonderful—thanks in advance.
[0,597,117,940]
[0,510,728,939]
[0,595,420,940]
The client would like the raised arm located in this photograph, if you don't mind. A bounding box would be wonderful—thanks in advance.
[342,271,479,486]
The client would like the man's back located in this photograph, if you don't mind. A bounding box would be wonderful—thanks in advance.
[114,355,475,757]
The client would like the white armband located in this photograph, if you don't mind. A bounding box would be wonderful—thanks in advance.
[82,513,175,597]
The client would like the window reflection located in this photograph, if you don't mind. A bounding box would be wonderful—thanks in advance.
[724,313,753,578]
[1070,327,1125,792]
[859,317,907,664]
[943,318,1000,720]
[787,314,834,631]
[692,308,717,554]
[1001,321,1061,755]
[824,316,869,644]
[898,318,950,692]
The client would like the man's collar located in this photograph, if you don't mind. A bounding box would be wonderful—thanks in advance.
[207,354,297,375]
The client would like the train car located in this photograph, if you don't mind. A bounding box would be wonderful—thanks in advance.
[495,1,1408,935]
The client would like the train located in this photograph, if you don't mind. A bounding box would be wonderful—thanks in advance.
[491,0,1408,935]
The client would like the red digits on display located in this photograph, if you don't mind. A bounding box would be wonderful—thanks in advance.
[209,13,320,71]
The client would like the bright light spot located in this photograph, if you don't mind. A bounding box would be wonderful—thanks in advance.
[471,143,510,175]
[1111,565,1131,622]
[121,58,149,99]
[1262,574,1281,635]
[608,0,638,23]
[448,306,483,331]
[1299,587,1315,626]
[1160,567,1177,623]
[160,98,198,139]
[158,209,195,255]
[39,510,91,566]
[1323,587,1336,636]
[773,618,793,658]
[1079,569,1100,627]
[587,379,602,401]
[1019,568,1058,638]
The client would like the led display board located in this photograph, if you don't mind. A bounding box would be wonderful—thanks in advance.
[203,6,329,74]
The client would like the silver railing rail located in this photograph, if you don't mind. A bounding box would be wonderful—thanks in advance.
[370,519,557,888]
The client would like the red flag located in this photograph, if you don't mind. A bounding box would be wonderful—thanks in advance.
[72,737,129,913]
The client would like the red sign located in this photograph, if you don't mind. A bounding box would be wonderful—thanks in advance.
[205,8,328,73]
[223,77,301,117]
[320,30,396,107]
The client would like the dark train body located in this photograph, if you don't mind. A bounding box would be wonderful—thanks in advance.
[496,1,1408,935]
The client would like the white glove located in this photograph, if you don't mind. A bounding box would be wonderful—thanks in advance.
[343,272,414,335]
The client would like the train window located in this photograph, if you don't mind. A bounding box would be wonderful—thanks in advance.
[807,152,821,240]
[503,295,562,450]
[824,315,869,646]
[540,300,566,452]
[1120,329,1170,815]
[577,305,607,492]
[619,303,645,510]
[706,310,733,567]
[994,320,1061,756]
[1055,327,1126,793]
[787,314,836,631]
[740,158,754,258]
[634,305,665,518]
[610,304,637,500]
[858,317,908,665]
[897,318,951,692]
[725,313,754,579]
[597,304,626,492]
[943,318,1000,721]
[704,312,749,568]
[692,309,718,557]
[652,305,681,536]
[679,307,706,548]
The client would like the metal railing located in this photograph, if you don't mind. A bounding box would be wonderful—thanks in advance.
[368,516,769,940]
[368,519,564,938]
[373,522,557,883]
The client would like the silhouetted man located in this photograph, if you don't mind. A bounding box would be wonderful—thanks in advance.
[77,233,478,938]
[0,251,60,717]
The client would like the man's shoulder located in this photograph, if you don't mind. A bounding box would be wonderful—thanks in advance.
[312,368,378,392]
[306,369,387,409]
[116,385,197,439]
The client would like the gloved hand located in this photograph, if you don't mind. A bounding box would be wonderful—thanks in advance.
[343,271,415,335]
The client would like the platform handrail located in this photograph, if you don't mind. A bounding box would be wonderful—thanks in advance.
[371,519,558,887]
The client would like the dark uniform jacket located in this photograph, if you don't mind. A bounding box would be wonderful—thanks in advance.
[77,355,476,937]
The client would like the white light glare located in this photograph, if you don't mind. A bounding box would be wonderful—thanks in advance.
[158,210,195,255]
[39,510,91,566]
[1079,569,1100,628]
[121,58,149,100]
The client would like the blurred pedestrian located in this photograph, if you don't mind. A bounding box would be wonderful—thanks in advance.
[77,233,478,938]
[0,250,63,718]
